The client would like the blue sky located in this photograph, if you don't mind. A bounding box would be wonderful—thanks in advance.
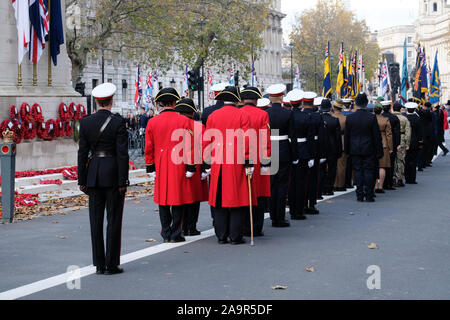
[281,0,419,41]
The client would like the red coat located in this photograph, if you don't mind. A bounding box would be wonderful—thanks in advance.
[240,105,271,198]
[145,110,196,206]
[205,105,257,208]
[444,109,449,131]
[188,118,209,202]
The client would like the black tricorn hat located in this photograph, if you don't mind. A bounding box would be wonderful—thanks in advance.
[154,87,181,103]
[355,93,369,108]
[175,98,198,114]
[447,100,450,106]
[240,87,263,100]
[320,98,332,111]
[214,86,241,103]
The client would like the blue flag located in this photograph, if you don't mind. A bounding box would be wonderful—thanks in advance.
[400,38,409,103]
[429,51,440,105]
[49,0,64,66]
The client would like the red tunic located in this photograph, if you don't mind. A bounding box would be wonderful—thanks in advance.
[189,118,209,202]
[145,110,196,206]
[205,105,257,208]
[444,110,449,131]
[240,105,271,198]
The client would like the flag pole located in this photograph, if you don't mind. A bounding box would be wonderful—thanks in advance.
[48,0,52,87]
[33,63,37,86]
[17,64,22,87]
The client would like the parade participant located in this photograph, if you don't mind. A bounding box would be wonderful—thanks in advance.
[240,87,271,237]
[332,99,347,192]
[258,98,271,110]
[266,84,292,227]
[405,102,424,184]
[204,86,254,245]
[201,82,228,126]
[320,99,342,196]
[78,82,129,275]
[433,104,449,156]
[342,98,353,116]
[288,89,311,220]
[393,102,411,187]
[344,93,383,202]
[175,98,209,236]
[381,100,401,191]
[417,102,433,170]
[374,103,393,194]
[145,88,196,244]
[342,98,354,188]
[302,92,322,214]
[282,97,292,110]
[314,96,328,200]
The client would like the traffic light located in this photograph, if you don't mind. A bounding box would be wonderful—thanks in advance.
[188,69,199,91]
[75,82,85,96]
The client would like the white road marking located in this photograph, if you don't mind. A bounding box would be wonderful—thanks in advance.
[2,142,446,300]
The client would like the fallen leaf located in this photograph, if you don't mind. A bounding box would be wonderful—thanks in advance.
[368,243,379,249]
[326,200,333,204]
[305,267,316,272]
[145,238,156,242]
[52,221,59,224]
[58,236,67,239]
[350,212,355,216]
[153,209,159,212]
[134,200,141,204]
[183,251,189,253]
[271,285,288,290]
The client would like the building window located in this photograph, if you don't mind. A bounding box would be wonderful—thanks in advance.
[408,50,413,58]
[407,36,412,43]
[107,78,112,83]
[433,2,438,11]
[122,80,127,102]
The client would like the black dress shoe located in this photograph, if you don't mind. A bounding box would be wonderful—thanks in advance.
[334,187,347,192]
[187,229,201,236]
[366,198,375,203]
[163,239,170,243]
[323,191,334,196]
[218,239,229,244]
[443,150,448,156]
[105,267,124,275]
[385,187,396,191]
[406,181,418,185]
[254,232,264,237]
[357,197,364,202]
[375,189,385,194]
[170,237,186,243]
[272,221,290,228]
[418,168,423,172]
[304,207,319,215]
[317,196,324,200]
[230,239,246,245]
[96,267,106,275]
[291,214,307,220]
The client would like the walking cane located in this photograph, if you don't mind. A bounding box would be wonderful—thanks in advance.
[247,172,254,246]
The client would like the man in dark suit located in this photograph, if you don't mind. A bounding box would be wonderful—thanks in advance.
[265,84,292,228]
[344,93,383,202]
[78,83,129,275]
[417,103,433,170]
[405,102,423,184]
[320,99,342,196]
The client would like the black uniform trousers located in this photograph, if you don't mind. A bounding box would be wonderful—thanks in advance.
[423,138,433,167]
[184,202,200,233]
[317,161,326,198]
[88,187,124,269]
[158,205,185,241]
[345,156,353,188]
[270,162,290,223]
[405,149,419,183]
[323,156,338,194]
[211,170,245,242]
[352,155,376,200]
[293,160,317,214]
[384,151,397,189]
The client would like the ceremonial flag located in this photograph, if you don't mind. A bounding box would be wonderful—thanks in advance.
[229,65,235,85]
[400,38,410,102]
[152,70,159,98]
[29,0,49,63]
[336,42,348,98]
[380,60,391,100]
[421,47,429,99]
[12,0,30,65]
[134,65,142,108]
[413,44,423,102]
[322,42,332,98]
[145,71,153,108]
[294,65,301,89]
[251,59,258,87]
[429,51,441,105]
[346,50,358,99]
[182,65,189,97]
[49,0,64,66]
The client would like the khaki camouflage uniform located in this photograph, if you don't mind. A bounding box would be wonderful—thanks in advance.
[393,112,411,184]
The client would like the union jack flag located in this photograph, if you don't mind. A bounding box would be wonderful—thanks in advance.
[29,0,49,63]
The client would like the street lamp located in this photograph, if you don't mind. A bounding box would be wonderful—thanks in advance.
[170,78,176,88]
[289,43,294,90]
[314,49,318,93]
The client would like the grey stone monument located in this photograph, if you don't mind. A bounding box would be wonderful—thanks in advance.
[0,0,86,172]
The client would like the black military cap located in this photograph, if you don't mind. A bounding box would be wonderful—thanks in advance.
[154,87,181,103]
[446,100,450,106]
[424,102,432,109]
[355,93,369,108]
[240,87,263,100]
[175,98,198,114]
[320,99,332,112]
[214,86,241,103]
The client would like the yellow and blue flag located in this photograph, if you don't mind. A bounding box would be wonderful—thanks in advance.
[322,42,332,98]
[336,42,348,98]
[429,51,440,105]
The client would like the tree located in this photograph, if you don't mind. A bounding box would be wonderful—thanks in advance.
[65,0,273,84]
[289,0,380,93]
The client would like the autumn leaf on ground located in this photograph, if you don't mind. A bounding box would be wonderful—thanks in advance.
[58,236,67,239]
[271,285,288,290]
[153,209,159,212]
[134,200,141,204]
[350,212,355,216]
[368,243,379,249]
[305,267,316,272]
[145,238,156,242]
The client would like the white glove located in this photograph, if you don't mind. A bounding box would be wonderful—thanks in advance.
[205,168,211,175]
[148,172,156,181]
[320,158,326,164]
[308,160,315,168]
[261,167,270,175]
[201,172,209,181]
[186,171,195,179]
[292,160,299,165]
[246,167,254,177]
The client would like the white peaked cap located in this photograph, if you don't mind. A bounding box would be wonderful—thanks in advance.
[381,100,392,106]
[286,89,304,103]
[405,102,418,109]
[314,97,325,106]
[283,97,291,104]
[257,98,271,108]
[92,82,117,100]
[303,91,318,102]
[211,82,229,92]
[267,84,287,96]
